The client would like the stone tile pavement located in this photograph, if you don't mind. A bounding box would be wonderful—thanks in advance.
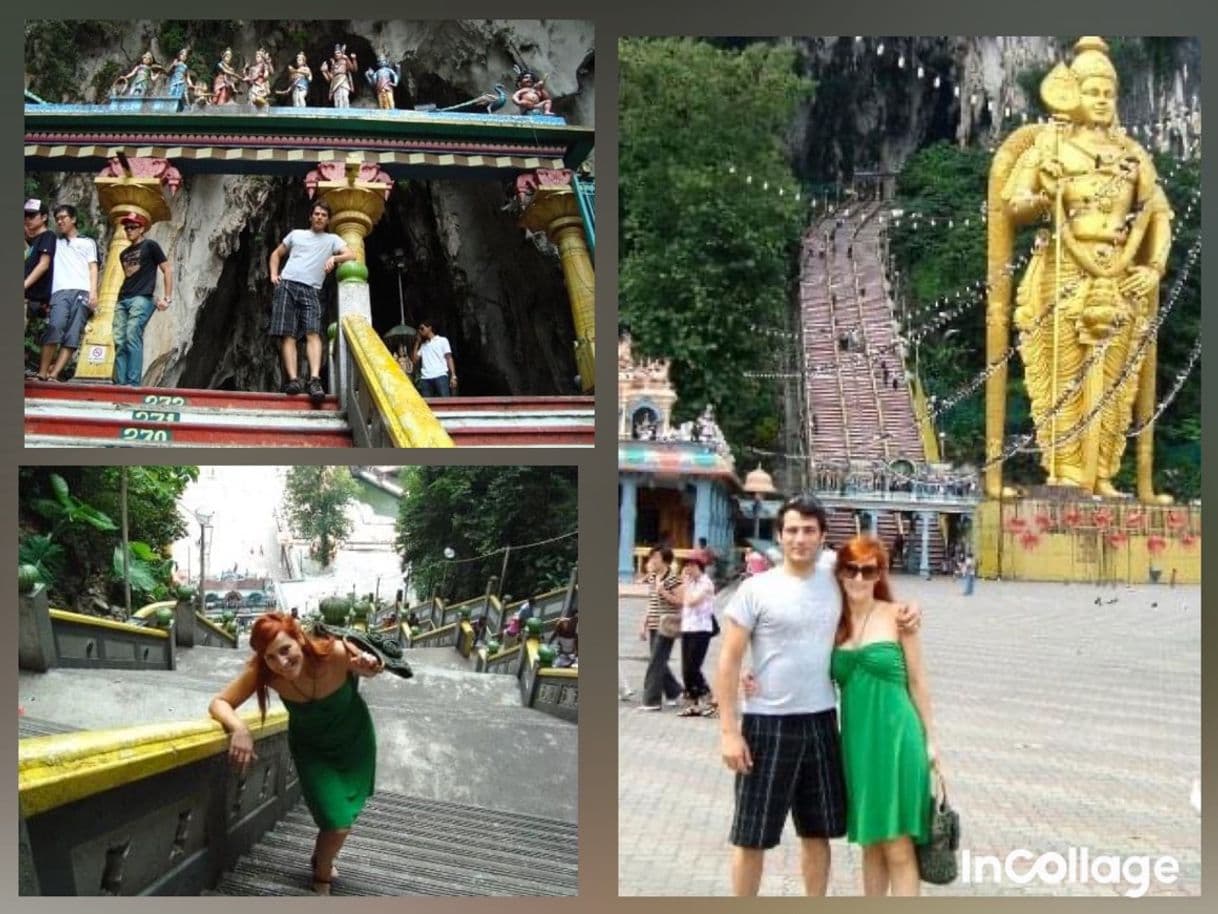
[618,576,1200,896]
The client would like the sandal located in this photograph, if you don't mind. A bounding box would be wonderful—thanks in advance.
[700,705,720,718]
[310,854,338,889]
[678,705,703,718]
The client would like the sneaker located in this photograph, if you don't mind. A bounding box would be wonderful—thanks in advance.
[619,689,635,702]
[665,698,681,707]
[635,704,662,712]
[307,376,326,405]
[283,378,303,396]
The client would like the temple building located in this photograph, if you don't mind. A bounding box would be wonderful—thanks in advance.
[617,334,740,581]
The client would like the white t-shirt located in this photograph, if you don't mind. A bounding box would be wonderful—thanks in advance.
[51,234,98,294]
[279,229,346,288]
[418,335,452,379]
[681,573,716,633]
[725,549,841,715]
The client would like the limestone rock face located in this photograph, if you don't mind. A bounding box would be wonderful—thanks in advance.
[790,36,1200,184]
[27,19,594,395]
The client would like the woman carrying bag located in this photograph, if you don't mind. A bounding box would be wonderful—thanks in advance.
[830,536,942,895]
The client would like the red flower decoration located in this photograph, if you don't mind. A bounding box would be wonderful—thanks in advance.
[1180,533,1199,550]
[1093,509,1113,529]
[1063,509,1082,528]
[1006,516,1028,532]
[1018,531,1041,550]
[1034,513,1053,530]
[1125,510,1145,530]
[1107,532,1127,548]
[1147,535,1167,555]
[1166,510,1186,529]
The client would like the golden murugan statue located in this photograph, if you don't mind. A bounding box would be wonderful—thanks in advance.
[985,36,1173,504]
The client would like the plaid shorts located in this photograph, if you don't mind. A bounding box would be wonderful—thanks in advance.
[730,711,847,849]
[269,279,322,338]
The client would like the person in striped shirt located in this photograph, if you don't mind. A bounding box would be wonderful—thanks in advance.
[636,545,683,711]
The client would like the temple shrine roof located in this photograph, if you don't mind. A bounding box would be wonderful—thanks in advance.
[24,103,593,180]
[618,333,741,487]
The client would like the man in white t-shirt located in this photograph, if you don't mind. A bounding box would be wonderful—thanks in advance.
[38,204,99,381]
[411,319,457,397]
[716,493,920,896]
[267,201,355,404]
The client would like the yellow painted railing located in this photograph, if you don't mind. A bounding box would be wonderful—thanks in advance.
[910,375,942,465]
[48,609,168,639]
[537,667,578,680]
[131,600,177,621]
[341,314,454,448]
[196,612,238,644]
[19,709,287,817]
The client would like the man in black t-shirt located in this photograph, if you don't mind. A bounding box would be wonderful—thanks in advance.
[23,198,56,325]
[112,213,173,386]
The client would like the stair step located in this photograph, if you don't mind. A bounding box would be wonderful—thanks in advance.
[209,791,577,896]
[24,412,354,447]
[25,379,339,411]
[24,382,592,447]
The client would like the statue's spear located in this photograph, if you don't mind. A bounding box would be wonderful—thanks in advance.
[1040,64,1082,487]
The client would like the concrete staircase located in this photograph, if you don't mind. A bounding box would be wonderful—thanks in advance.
[207,793,578,896]
[801,205,946,571]
[23,381,594,447]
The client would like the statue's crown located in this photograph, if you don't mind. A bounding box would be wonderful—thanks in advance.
[1071,36,1117,85]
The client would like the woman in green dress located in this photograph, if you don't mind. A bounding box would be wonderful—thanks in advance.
[831,536,939,896]
[210,611,383,894]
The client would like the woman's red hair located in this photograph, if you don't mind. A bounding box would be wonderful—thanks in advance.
[834,536,896,646]
[247,612,334,719]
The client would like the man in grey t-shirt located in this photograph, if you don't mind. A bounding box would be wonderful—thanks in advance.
[267,201,355,404]
[717,493,919,896]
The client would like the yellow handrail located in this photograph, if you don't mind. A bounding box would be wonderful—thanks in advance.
[19,709,287,817]
[131,600,177,620]
[910,375,942,464]
[48,608,168,639]
[341,313,454,448]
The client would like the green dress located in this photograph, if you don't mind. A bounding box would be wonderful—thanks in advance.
[830,641,930,845]
[283,674,377,830]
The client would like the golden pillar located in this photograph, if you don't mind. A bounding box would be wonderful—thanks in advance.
[520,172,596,393]
[75,166,175,382]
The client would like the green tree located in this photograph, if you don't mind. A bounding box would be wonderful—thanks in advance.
[284,466,358,567]
[395,467,577,604]
[619,38,814,456]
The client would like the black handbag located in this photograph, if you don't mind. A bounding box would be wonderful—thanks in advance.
[312,622,414,679]
[916,769,960,885]
[710,614,721,638]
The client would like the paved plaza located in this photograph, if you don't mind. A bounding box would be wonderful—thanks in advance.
[618,575,1200,896]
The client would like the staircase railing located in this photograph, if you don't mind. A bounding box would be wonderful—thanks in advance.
[910,376,943,464]
[340,314,454,448]
[48,608,176,671]
[19,710,296,895]
[516,638,577,722]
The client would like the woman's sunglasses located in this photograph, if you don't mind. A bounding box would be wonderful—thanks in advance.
[839,562,880,581]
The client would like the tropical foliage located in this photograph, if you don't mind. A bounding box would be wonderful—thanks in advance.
[619,37,814,460]
[18,466,198,610]
[395,466,577,604]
